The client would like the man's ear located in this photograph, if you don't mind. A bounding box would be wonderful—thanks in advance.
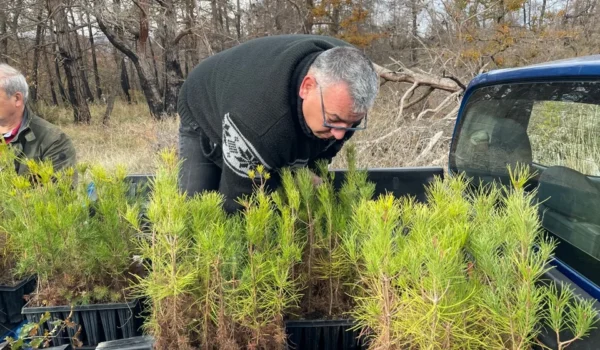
[299,75,317,100]
[13,92,24,108]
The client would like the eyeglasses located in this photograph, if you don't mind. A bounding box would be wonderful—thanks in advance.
[318,83,367,131]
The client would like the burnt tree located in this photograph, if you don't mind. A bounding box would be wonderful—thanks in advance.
[95,0,191,119]
[48,0,92,123]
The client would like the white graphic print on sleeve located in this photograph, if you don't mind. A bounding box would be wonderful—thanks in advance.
[222,113,272,178]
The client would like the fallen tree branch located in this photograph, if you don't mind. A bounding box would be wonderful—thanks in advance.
[411,131,444,165]
[416,91,461,120]
[405,87,434,110]
[396,82,419,121]
[442,105,460,120]
[373,62,464,93]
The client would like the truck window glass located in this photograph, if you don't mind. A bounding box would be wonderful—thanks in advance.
[450,81,600,277]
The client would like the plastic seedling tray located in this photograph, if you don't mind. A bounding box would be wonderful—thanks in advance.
[0,276,36,325]
[21,299,143,349]
[95,335,154,350]
[285,319,368,350]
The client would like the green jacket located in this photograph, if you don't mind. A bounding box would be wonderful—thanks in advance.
[8,108,76,175]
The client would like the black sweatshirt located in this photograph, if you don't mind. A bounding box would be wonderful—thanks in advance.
[177,34,355,211]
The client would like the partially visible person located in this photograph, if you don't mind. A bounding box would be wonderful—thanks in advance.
[0,63,76,175]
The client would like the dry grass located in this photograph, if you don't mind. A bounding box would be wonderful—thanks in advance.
[33,86,456,174]
[35,100,178,174]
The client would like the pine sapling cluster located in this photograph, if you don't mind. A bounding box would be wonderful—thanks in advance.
[2,153,141,306]
[345,165,598,349]
[277,144,375,318]
[233,165,302,349]
[0,142,20,285]
[190,191,239,349]
[129,155,304,349]
[127,149,197,350]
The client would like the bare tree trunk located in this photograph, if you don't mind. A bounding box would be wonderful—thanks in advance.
[48,0,92,123]
[540,0,547,27]
[211,0,223,51]
[222,0,231,36]
[410,0,418,64]
[11,0,25,66]
[186,0,198,68]
[69,7,95,103]
[103,92,115,125]
[0,11,8,62]
[42,34,59,106]
[128,58,140,93]
[275,0,282,31]
[87,11,102,100]
[148,37,160,87]
[528,0,532,28]
[119,56,132,104]
[48,19,69,104]
[236,0,241,39]
[304,0,314,33]
[162,0,184,116]
[496,0,506,23]
[54,60,69,104]
[110,0,130,104]
[96,14,166,119]
[30,7,45,104]
[331,5,340,34]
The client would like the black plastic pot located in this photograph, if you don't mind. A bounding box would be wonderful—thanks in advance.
[21,299,143,349]
[0,276,36,325]
[285,319,367,350]
[95,335,154,350]
[0,342,70,350]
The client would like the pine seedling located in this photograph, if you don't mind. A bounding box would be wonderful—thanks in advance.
[84,164,139,295]
[92,285,109,303]
[468,165,554,349]
[0,143,20,284]
[310,144,376,317]
[273,168,304,322]
[271,204,303,342]
[4,159,88,295]
[346,194,404,349]
[314,162,342,317]
[232,165,302,348]
[295,166,320,313]
[544,283,599,350]
[131,148,196,349]
[235,167,277,348]
[396,175,481,349]
[189,191,239,349]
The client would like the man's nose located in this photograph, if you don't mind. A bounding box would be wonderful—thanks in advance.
[331,128,346,140]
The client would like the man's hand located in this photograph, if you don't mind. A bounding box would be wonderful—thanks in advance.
[310,171,323,187]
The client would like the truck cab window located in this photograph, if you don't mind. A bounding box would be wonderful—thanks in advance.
[450,81,600,284]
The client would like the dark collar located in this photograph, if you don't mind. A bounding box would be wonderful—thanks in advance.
[10,107,36,144]
[291,51,322,141]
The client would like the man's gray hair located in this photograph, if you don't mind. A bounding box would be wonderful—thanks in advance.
[309,46,379,114]
[0,63,29,103]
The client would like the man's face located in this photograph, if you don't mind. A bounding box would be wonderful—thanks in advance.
[299,75,365,140]
[0,87,24,121]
